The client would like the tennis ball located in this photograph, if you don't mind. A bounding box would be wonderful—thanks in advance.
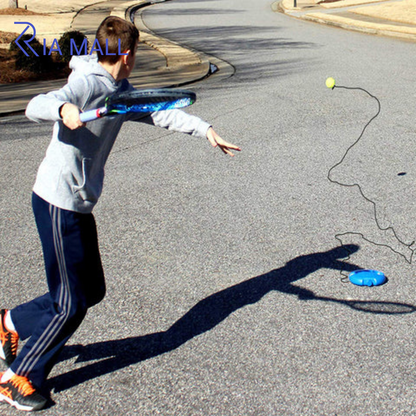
[326,77,335,89]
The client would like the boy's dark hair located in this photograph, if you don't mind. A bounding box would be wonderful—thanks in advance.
[95,16,139,64]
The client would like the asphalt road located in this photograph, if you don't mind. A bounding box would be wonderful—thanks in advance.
[1,0,416,414]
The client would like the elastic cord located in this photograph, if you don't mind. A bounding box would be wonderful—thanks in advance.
[328,85,415,280]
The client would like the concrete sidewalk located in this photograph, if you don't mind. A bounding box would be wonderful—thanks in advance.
[0,0,223,116]
[276,0,416,41]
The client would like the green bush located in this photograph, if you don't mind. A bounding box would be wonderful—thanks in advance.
[58,30,88,63]
[9,34,52,74]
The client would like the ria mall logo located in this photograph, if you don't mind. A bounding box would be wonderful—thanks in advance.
[14,22,128,57]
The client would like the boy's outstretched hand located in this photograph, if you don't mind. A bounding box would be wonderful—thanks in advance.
[206,127,241,157]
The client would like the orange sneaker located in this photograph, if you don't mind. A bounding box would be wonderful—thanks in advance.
[0,309,19,367]
[0,373,47,411]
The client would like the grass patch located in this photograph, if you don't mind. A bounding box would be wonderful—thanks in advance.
[0,7,46,15]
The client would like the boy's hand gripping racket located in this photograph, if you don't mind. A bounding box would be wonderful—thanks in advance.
[79,88,196,122]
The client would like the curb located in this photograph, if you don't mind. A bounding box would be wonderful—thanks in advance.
[133,4,207,69]
[275,0,416,42]
[127,1,233,88]
[301,12,416,41]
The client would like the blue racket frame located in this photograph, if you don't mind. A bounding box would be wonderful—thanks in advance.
[80,88,196,122]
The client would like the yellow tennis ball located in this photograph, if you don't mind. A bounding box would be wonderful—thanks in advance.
[326,77,335,89]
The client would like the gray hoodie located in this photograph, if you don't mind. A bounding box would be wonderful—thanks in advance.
[26,55,211,213]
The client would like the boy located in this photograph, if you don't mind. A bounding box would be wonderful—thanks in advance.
[0,16,240,412]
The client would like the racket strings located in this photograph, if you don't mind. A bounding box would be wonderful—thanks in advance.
[328,85,415,280]
[110,97,194,113]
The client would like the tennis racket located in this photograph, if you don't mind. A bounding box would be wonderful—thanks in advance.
[79,88,196,122]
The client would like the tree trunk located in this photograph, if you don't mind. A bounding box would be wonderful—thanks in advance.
[9,0,18,8]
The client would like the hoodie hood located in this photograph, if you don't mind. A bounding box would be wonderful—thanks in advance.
[69,55,119,86]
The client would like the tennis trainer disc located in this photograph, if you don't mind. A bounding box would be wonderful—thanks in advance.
[349,269,386,287]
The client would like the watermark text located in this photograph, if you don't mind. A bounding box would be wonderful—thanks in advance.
[14,22,128,57]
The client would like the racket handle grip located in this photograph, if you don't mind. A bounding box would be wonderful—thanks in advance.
[79,108,102,123]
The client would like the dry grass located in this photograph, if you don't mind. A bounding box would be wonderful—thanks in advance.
[0,30,19,44]
[0,7,46,15]
[351,0,416,25]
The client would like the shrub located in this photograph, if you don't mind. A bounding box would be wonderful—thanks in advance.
[58,30,88,63]
[9,33,52,74]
